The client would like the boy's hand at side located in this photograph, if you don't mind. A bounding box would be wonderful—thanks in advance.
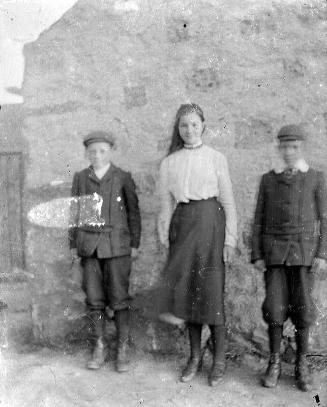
[254,259,266,272]
[131,248,139,259]
[311,257,327,279]
[70,248,80,261]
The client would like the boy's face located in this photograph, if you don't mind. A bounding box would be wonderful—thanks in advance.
[85,142,112,169]
[278,140,303,168]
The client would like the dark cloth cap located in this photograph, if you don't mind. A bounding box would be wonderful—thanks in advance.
[277,124,306,142]
[83,131,115,147]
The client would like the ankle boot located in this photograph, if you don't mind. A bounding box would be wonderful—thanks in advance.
[181,356,201,382]
[115,309,130,373]
[86,311,107,370]
[208,325,226,387]
[87,337,107,370]
[116,339,129,373]
[262,353,281,388]
[295,354,312,392]
[208,360,226,387]
[180,323,202,383]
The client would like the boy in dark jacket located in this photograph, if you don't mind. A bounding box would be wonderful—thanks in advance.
[69,131,141,372]
[251,125,327,391]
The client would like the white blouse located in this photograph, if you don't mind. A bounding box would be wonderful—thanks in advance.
[157,144,237,248]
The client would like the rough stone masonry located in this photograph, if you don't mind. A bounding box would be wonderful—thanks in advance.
[15,0,327,354]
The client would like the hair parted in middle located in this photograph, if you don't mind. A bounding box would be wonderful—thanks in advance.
[167,103,205,155]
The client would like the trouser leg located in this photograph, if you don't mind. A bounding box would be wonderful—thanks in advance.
[114,307,130,373]
[261,267,288,388]
[288,267,314,392]
[81,257,107,370]
[294,326,312,391]
[268,325,283,354]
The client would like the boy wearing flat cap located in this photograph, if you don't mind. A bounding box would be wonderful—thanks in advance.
[251,124,327,392]
[69,131,141,372]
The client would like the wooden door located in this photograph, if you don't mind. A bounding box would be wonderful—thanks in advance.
[0,153,24,272]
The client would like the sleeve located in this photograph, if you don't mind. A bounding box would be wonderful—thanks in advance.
[216,154,238,248]
[68,172,80,249]
[251,176,266,263]
[315,171,327,260]
[157,159,175,246]
[123,172,141,248]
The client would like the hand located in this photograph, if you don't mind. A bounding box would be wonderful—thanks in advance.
[223,245,235,264]
[131,248,139,259]
[254,259,266,272]
[157,221,169,249]
[311,257,327,276]
[70,248,79,261]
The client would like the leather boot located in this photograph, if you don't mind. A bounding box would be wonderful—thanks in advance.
[208,325,226,387]
[209,361,226,387]
[295,354,312,392]
[86,311,107,370]
[86,337,107,370]
[262,353,281,388]
[116,339,129,373]
[115,309,130,373]
[180,323,202,383]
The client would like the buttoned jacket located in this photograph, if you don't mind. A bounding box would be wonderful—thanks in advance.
[251,168,327,266]
[69,164,141,258]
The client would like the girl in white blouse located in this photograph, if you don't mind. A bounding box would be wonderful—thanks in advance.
[157,103,237,387]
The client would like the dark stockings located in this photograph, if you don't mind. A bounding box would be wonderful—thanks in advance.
[295,327,309,356]
[114,308,130,344]
[188,323,202,360]
[209,325,226,363]
[268,325,283,354]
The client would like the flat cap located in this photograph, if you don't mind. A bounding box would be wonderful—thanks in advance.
[83,131,115,147]
[277,124,306,142]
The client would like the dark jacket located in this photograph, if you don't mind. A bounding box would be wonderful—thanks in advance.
[69,164,141,258]
[251,168,327,266]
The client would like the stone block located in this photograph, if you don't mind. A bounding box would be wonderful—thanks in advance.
[282,58,307,78]
[234,118,273,149]
[240,19,261,36]
[124,85,147,109]
[167,17,190,43]
[187,67,220,92]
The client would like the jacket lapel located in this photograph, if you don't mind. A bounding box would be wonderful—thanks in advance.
[101,164,117,183]
[87,164,117,184]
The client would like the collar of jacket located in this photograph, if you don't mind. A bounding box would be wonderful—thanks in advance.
[274,159,309,174]
[88,164,117,183]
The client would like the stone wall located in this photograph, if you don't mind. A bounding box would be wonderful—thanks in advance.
[21,0,327,353]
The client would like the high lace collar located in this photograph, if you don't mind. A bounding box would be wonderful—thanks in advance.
[183,142,203,150]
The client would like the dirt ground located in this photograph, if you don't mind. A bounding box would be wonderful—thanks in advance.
[1,346,326,407]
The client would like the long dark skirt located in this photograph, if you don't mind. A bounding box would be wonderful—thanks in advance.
[159,198,226,326]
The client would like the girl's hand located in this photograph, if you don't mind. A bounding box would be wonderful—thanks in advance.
[223,245,235,264]
[254,259,266,272]
[131,248,139,259]
[157,221,169,248]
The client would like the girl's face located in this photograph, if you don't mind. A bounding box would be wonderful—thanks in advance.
[86,142,112,169]
[178,112,204,146]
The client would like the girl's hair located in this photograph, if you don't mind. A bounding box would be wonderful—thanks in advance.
[167,103,205,155]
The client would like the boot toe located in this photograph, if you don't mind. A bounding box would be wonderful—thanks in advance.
[180,358,200,383]
[86,360,102,370]
[296,380,312,392]
[116,360,130,373]
[208,362,225,387]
